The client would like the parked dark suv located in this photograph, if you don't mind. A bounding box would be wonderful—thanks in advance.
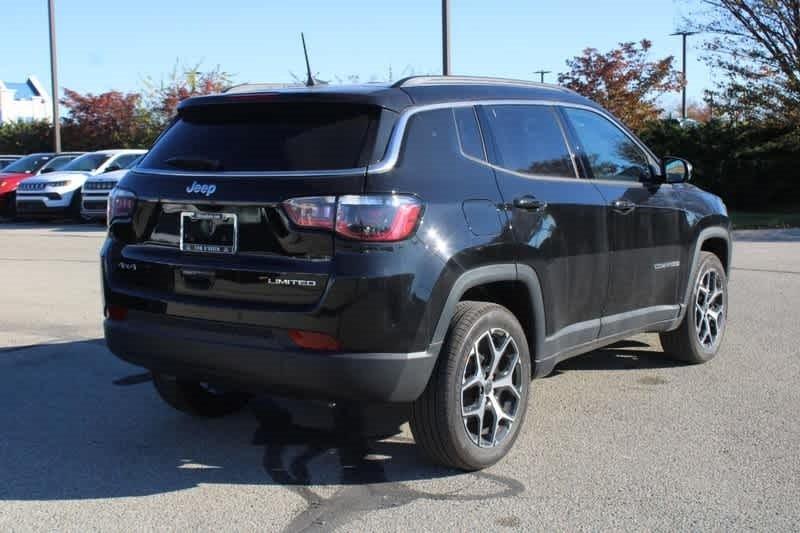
[102,76,731,470]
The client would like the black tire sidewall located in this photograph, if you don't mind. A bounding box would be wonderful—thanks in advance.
[685,253,728,362]
[443,306,531,469]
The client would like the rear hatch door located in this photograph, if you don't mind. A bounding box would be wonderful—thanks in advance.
[112,100,385,308]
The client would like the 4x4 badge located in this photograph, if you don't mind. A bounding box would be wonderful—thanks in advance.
[186,181,217,196]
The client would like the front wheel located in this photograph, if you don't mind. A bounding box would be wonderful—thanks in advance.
[152,373,251,417]
[660,252,728,364]
[410,301,531,471]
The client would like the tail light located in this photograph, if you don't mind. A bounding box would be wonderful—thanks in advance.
[281,194,423,242]
[107,188,136,226]
[105,304,128,321]
[282,196,336,230]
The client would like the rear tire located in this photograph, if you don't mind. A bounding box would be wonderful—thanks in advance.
[152,373,251,417]
[410,301,531,470]
[660,252,727,364]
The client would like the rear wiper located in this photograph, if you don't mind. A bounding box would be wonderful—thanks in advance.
[165,156,223,171]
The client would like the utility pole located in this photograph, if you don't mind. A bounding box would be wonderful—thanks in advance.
[533,70,552,83]
[442,0,451,75]
[47,0,61,152]
[671,31,699,121]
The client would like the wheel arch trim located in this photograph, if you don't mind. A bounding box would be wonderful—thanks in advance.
[671,226,731,329]
[429,263,546,367]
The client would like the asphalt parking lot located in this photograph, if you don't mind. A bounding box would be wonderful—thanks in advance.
[1,222,799,531]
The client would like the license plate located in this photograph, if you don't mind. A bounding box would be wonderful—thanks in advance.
[180,211,238,254]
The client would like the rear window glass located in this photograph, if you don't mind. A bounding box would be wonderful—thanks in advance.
[140,103,378,172]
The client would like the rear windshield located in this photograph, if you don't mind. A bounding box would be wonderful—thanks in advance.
[139,103,379,172]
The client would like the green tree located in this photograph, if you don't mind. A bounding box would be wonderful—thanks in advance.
[0,120,52,153]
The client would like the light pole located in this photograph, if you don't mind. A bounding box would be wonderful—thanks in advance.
[442,0,451,75]
[47,0,61,152]
[533,70,552,83]
[671,31,699,121]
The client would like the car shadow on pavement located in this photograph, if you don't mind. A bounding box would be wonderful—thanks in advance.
[0,339,523,518]
[552,339,684,374]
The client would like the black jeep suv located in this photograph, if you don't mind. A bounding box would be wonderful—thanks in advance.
[102,76,731,470]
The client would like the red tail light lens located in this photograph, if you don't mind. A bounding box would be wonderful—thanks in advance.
[288,329,342,351]
[282,196,336,230]
[282,195,423,242]
[336,195,423,242]
[107,188,136,226]
[105,304,128,321]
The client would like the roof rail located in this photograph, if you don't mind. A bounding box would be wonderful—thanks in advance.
[392,75,568,91]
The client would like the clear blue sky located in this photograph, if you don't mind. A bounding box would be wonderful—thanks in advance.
[1,0,711,111]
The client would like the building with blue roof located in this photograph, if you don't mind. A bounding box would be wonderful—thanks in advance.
[0,76,52,124]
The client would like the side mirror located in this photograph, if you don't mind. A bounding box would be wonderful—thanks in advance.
[41,167,56,174]
[662,157,692,183]
[104,165,121,173]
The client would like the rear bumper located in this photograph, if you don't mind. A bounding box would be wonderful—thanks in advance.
[104,311,438,403]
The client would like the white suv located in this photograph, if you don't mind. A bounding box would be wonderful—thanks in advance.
[81,154,144,220]
[16,149,146,219]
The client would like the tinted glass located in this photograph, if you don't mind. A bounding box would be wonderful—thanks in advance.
[41,155,78,172]
[63,153,112,172]
[453,107,485,161]
[483,105,574,177]
[111,154,140,170]
[126,155,144,169]
[141,103,378,172]
[2,154,52,173]
[563,108,650,182]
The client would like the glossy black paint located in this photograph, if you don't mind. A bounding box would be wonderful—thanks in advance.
[102,79,731,402]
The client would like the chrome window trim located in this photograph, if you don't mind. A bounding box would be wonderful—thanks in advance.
[367,99,659,176]
[133,99,657,181]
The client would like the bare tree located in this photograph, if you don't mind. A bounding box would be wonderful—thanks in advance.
[687,0,800,123]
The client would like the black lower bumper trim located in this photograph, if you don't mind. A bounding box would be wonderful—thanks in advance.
[104,312,438,403]
[15,201,67,216]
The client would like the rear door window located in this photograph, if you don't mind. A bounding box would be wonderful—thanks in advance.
[140,103,379,172]
[481,105,575,178]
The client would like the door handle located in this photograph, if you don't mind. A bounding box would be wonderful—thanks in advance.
[513,195,547,211]
[612,200,636,214]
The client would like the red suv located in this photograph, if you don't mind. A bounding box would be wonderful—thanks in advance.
[0,152,83,216]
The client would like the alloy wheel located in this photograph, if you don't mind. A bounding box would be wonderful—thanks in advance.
[694,267,725,350]
[461,328,523,447]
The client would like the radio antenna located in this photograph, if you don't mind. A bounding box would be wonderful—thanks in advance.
[301,33,315,87]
